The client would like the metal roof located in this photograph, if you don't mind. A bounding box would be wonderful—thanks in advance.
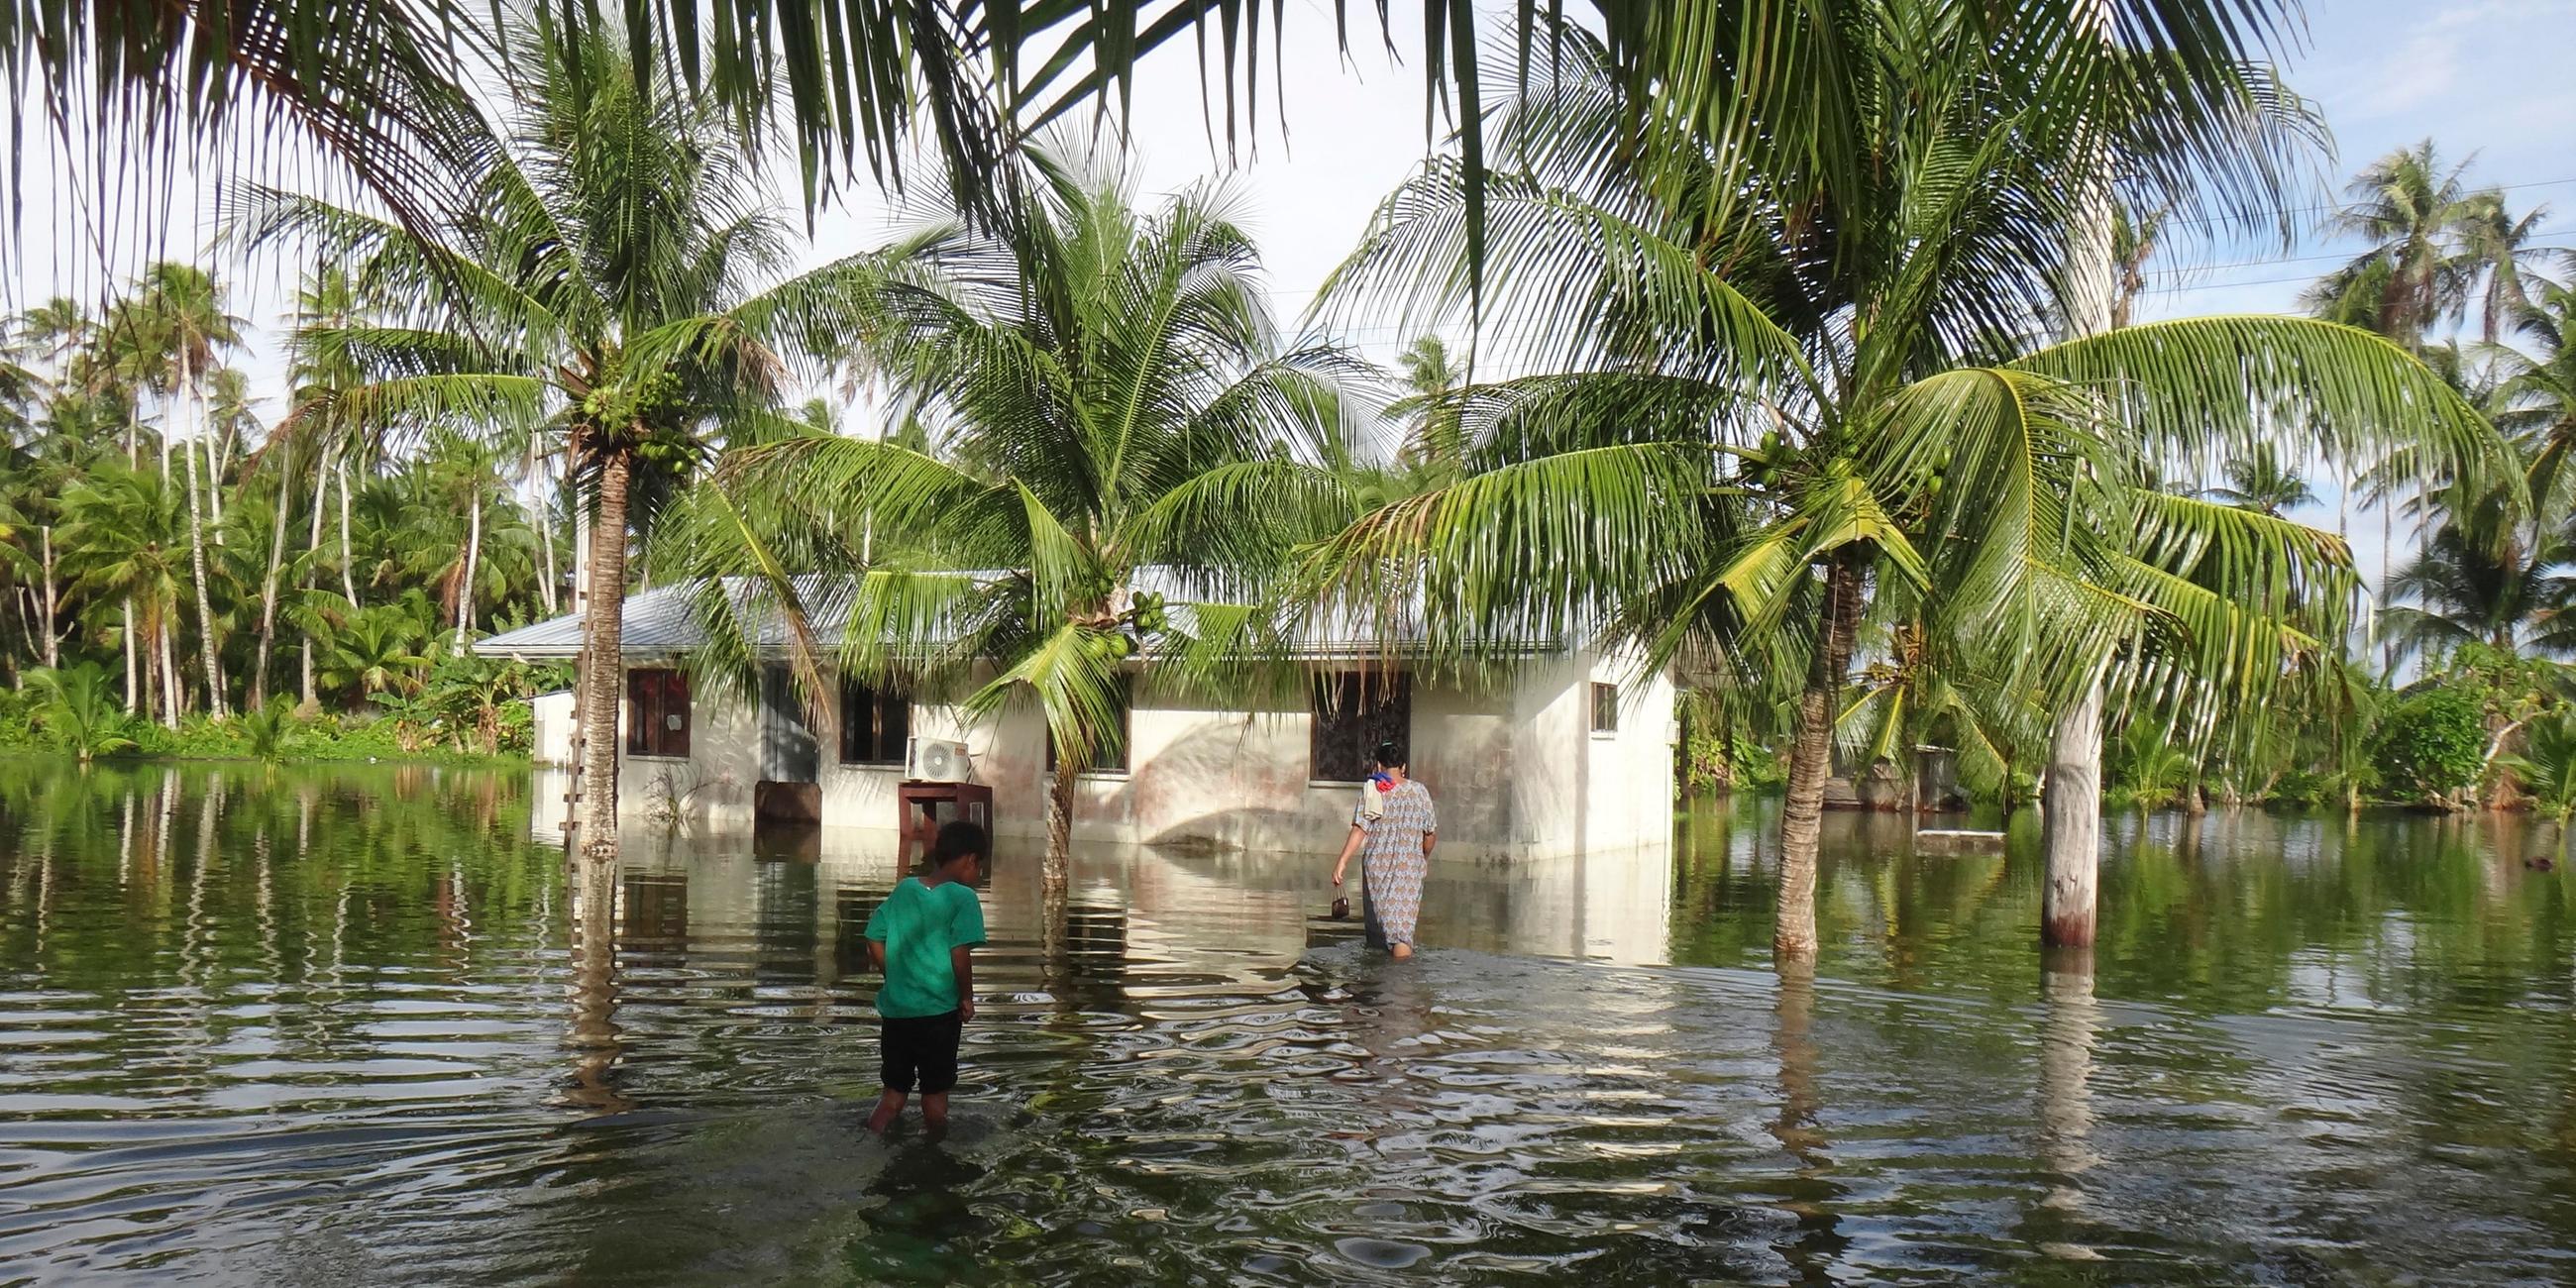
[474,572,1565,662]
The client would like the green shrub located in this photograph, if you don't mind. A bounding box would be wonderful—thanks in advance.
[1730,736,1786,789]
[2265,768,2339,807]
[1684,726,1786,794]
[2371,685,2486,805]
[0,686,39,747]
[0,691,521,766]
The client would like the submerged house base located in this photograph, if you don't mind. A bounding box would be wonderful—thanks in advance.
[481,582,1678,861]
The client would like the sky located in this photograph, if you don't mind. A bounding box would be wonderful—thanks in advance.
[13,0,2576,592]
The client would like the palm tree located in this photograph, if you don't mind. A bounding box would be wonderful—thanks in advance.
[2505,709,2576,824]
[2381,283,2576,666]
[673,142,1365,883]
[2497,278,2576,519]
[2109,202,2167,331]
[1391,334,1467,474]
[237,23,885,859]
[324,604,431,700]
[2458,191,2560,346]
[9,3,2320,316]
[2381,518,2576,661]
[56,464,190,728]
[264,267,375,708]
[2301,142,2488,351]
[1310,24,2501,958]
[2204,447,2319,516]
[25,664,139,764]
[118,263,245,717]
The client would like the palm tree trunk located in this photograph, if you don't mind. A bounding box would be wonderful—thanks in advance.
[2041,668,2106,947]
[157,607,182,729]
[577,447,632,862]
[204,433,226,536]
[2380,497,2396,673]
[301,440,336,710]
[124,598,139,711]
[38,526,57,669]
[536,467,562,615]
[1046,751,1079,887]
[178,355,228,718]
[2042,114,2116,950]
[252,448,295,709]
[1775,554,1864,960]
[454,479,482,656]
[337,453,361,606]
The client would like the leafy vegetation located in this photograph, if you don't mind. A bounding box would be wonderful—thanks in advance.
[668,142,1366,878]
[2372,686,2488,806]
[7,7,2576,856]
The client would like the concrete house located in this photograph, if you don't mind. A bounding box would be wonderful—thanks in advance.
[478,578,1677,860]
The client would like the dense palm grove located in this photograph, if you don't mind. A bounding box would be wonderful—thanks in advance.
[3,4,2574,951]
[0,263,571,759]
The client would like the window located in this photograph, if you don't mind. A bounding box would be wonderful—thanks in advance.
[1591,682,1620,735]
[626,668,692,758]
[1045,675,1133,774]
[840,680,912,765]
[1312,672,1412,782]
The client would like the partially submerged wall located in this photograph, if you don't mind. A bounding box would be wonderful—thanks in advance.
[612,652,1676,860]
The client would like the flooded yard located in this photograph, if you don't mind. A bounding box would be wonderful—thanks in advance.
[0,762,2569,1284]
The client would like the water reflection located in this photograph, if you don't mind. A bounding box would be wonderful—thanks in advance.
[2031,948,2101,1262]
[0,767,2571,1284]
[570,861,630,1114]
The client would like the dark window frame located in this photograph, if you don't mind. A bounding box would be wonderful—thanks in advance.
[1045,673,1134,774]
[1311,672,1413,783]
[1590,681,1620,735]
[626,668,693,758]
[839,679,912,766]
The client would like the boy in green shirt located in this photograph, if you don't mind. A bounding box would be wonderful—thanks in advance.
[863,820,989,1134]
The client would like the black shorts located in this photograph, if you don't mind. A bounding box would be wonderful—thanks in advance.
[880,1010,964,1095]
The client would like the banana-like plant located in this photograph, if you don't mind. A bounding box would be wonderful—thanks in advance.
[26,664,139,764]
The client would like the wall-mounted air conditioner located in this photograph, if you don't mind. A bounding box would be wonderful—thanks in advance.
[906,737,973,783]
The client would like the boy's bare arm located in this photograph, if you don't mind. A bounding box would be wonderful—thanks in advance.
[866,938,886,971]
[951,945,976,1021]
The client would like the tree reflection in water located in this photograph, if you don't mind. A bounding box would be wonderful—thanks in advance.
[1767,958,1848,1280]
[2034,945,2104,1262]
[568,859,632,1114]
[0,770,2571,1284]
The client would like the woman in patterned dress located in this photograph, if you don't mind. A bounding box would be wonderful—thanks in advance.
[1331,741,1437,959]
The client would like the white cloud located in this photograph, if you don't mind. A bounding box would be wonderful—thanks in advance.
[2349,30,2464,118]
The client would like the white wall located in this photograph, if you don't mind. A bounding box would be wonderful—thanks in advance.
[607,650,1675,859]
[528,691,575,766]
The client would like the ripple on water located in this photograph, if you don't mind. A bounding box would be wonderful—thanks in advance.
[3,771,2576,1285]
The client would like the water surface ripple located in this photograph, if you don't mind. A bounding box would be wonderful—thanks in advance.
[0,765,2570,1285]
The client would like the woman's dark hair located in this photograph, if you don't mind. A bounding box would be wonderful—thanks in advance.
[1373,740,1406,770]
[930,820,988,867]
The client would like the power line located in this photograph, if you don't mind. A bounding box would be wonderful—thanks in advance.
[2146,226,2576,278]
[2151,175,2576,229]
[2158,248,2576,294]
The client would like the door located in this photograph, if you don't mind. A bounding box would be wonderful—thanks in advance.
[759,665,819,784]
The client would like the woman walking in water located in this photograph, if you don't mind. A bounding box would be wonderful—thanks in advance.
[1332,741,1436,959]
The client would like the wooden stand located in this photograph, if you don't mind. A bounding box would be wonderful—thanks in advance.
[897,781,994,837]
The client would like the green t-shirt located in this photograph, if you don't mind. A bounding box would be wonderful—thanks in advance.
[864,876,987,1019]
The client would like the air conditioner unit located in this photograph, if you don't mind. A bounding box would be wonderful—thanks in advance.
[907,737,973,783]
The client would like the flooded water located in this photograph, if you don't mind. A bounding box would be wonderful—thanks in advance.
[0,763,2570,1285]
